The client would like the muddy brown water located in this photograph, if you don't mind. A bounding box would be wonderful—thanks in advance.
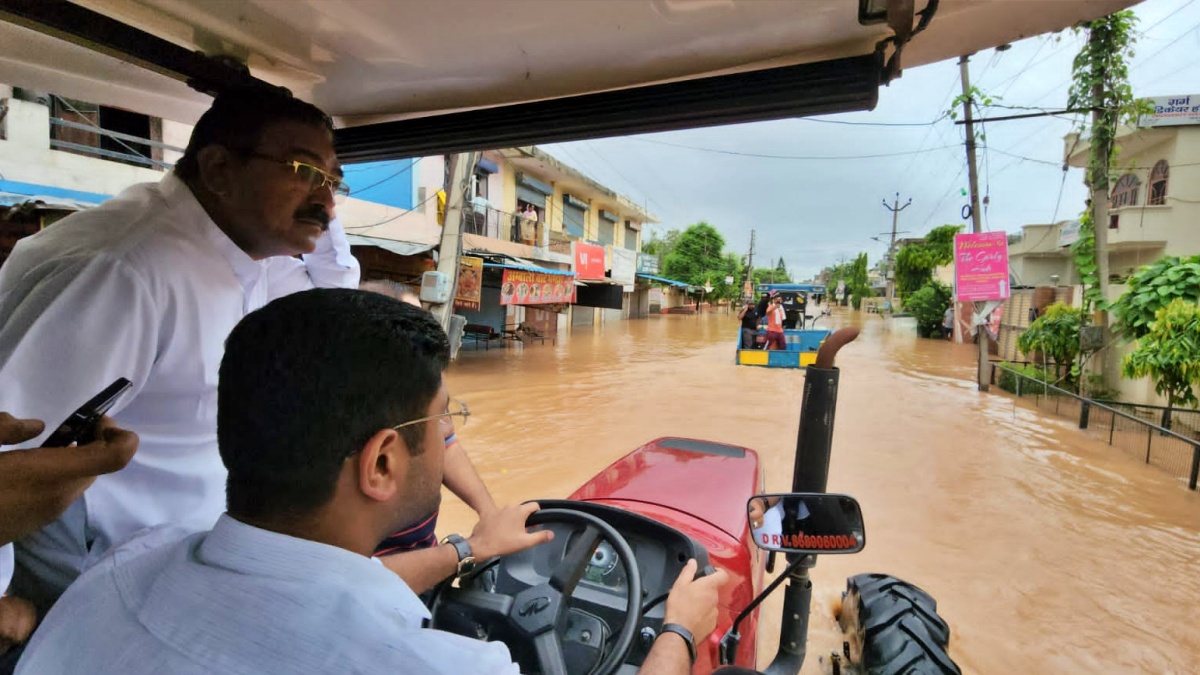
[439,310,1200,674]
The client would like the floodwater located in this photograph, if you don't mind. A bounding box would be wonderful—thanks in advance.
[439,310,1200,674]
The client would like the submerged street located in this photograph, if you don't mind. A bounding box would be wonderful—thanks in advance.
[440,310,1200,674]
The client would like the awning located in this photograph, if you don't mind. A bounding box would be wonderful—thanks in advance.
[636,273,689,288]
[482,262,574,277]
[0,192,96,211]
[346,234,436,257]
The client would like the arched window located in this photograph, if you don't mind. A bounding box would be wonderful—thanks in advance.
[1149,160,1169,206]
[1111,173,1140,209]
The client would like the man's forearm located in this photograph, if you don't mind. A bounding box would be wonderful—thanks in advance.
[378,544,460,595]
[443,441,496,516]
[636,632,692,675]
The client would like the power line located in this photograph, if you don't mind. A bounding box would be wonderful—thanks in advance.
[629,137,958,160]
[344,189,442,232]
[798,115,944,128]
[345,157,422,195]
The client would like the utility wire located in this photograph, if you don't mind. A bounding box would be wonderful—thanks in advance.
[629,137,958,160]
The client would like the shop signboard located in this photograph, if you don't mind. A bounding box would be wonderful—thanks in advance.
[574,242,606,280]
[954,232,1010,302]
[611,247,637,285]
[500,268,576,306]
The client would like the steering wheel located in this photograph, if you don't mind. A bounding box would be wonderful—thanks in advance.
[431,508,643,675]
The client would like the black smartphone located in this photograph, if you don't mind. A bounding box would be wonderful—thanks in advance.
[41,378,133,448]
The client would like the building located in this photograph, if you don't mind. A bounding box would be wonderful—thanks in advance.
[1007,94,1200,404]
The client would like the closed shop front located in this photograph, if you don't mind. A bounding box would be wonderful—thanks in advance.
[562,193,588,239]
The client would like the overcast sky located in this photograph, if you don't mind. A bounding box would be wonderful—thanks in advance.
[543,0,1199,281]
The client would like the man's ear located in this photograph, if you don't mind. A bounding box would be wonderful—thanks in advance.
[355,428,410,503]
[196,145,236,197]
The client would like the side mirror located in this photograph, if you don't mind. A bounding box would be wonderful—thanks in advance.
[747,493,865,554]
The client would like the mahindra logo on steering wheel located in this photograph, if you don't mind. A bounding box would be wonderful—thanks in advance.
[519,596,551,616]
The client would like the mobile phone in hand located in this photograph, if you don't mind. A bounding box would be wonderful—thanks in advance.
[42,378,133,448]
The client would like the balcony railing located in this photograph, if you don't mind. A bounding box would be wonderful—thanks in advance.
[48,116,183,170]
[462,202,554,248]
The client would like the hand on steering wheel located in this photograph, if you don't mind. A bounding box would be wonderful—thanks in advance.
[432,508,643,675]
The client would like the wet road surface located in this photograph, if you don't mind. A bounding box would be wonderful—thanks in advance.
[439,309,1200,673]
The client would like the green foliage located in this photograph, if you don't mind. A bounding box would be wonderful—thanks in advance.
[846,253,873,309]
[1067,11,1153,188]
[1122,299,1200,409]
[1017,303,1087,370]
[1068,212,1103,313]
[1110,255,1200,340]
[752,267,789,286]
[1067,11,1154,311]
[996,362,1055,396]
[662,222,743,299]
[904,279,952,338]
[774,257,791,283]
[894,225,964,298]
[641,229,681,268]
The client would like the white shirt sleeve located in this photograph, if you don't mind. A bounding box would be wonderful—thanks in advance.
[0,256,159,448]
[1,543,12,593]
[265,217,360,299]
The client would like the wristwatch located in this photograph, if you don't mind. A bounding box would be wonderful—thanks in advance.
[658,623,697,665]
[441,534,476,577]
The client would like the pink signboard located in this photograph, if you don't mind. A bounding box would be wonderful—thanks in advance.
[953,232,1010,302]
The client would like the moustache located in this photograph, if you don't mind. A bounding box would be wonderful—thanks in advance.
[294,206,331,231]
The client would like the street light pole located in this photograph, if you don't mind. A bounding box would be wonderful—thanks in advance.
[881,193,912,307]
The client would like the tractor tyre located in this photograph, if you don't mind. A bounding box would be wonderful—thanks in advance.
[840,573,961,675]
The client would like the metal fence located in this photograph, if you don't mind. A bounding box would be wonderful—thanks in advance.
[992,364,1200,491]
[1094,400,1200,439]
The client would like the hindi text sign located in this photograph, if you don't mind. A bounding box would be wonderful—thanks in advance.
[500,269,576,306]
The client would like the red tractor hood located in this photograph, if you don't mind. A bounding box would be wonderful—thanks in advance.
[569,437,761,542]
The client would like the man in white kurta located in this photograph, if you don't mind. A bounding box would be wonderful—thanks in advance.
[0,88,359,611]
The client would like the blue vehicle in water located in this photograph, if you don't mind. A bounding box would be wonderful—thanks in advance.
[736,284,831,369]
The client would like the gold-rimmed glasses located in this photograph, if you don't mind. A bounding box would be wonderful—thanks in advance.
[392,398,470,431]
[242,151,351,198]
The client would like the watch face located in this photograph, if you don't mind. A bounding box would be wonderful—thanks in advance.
[458,556,476,575]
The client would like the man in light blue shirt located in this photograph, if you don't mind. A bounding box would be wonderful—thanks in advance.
[18,289,726,674]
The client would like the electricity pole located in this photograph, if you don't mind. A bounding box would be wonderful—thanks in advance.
[743,229,756,303]
[959,53,989,391]
[881,192,911,305]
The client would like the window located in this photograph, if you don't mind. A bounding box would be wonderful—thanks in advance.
[1109,214,1119,230]
[1149,160,1169,206]
[1110,173,1139,209]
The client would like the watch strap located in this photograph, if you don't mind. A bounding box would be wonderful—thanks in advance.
[441,534,475,576]
[659,623,697,665]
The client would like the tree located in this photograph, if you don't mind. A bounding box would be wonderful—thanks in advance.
[1017,303,1087,385]
[1122,299,1200,423]
[662,222,736,298]
[846,252,873,309]
[774,257,791,283]
[1067,11,1153,387]
[904,280,952,338]
[641,229,681,270]
[894,225,963,298]
[1110,255,1200,340]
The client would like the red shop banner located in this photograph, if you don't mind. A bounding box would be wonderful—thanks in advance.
[500,269,576,305]
[574,242,606,280]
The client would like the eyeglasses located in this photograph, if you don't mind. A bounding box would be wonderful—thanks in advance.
[241,151,351,198]
[392,399,470,431]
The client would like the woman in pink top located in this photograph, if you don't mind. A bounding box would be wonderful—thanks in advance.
[765,294,787,350]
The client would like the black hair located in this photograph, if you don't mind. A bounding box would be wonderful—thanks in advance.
[175,86,334,183]
[219,288,451,521]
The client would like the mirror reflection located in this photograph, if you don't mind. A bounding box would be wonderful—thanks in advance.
[747,492,865,554]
